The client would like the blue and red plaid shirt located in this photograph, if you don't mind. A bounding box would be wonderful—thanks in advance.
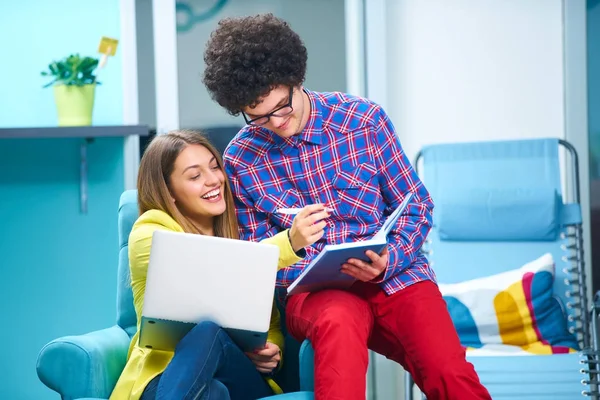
[223,89,436,295]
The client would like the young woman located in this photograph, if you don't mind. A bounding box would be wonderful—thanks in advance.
[110,130,329,400]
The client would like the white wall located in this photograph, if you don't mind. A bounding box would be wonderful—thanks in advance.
[384,0,566,162]
[174,0,347,129]
[366,0,590,397]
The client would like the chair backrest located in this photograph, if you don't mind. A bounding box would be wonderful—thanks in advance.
[116,190,139,336]
[416,138,588,347]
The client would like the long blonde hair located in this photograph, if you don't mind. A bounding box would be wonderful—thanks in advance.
[137,129,239,239]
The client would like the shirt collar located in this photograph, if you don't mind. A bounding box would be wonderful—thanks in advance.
[259,88,323,149]
[298,89,323,145]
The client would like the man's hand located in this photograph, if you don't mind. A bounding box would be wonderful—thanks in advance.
[288,205,329,252]
[245,342,281,374]
[341,247,389,282]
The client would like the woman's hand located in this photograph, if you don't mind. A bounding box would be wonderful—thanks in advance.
[246,342,281,374]
[341,247,389,281]
[288,204,330,252]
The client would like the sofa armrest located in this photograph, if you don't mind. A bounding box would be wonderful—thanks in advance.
[36,325,131,399]
[298,340,314,391]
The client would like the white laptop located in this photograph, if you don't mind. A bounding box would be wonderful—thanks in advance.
[138,230,280,352]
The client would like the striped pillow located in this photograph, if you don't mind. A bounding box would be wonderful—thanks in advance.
[439,253,578,355]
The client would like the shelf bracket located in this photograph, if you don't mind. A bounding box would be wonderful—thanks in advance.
[80,138,94,214]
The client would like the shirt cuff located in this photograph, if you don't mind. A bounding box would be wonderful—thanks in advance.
[370,244,400,283]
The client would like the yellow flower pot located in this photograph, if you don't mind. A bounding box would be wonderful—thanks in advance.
[53,83,96,126]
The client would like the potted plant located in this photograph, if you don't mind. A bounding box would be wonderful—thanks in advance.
[41,54,100,126]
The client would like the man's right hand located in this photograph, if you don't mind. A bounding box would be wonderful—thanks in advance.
[288,204,330,252]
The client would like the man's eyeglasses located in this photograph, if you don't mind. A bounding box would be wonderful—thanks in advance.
[242,87,294,126]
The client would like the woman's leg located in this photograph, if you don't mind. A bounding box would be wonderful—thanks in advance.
[140,374,160,400]
[155,321,273,400]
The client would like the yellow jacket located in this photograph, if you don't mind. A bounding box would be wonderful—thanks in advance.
[110,210,302,399]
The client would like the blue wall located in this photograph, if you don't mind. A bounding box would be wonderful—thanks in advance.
[0,1,124,399]
[1,1,123,128]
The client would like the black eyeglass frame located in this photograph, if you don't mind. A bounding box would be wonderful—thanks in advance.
[242,87,294,126]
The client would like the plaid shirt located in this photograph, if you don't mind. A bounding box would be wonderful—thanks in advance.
[224,89,436,295]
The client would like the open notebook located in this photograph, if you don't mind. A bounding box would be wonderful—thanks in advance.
[287,192,414,295]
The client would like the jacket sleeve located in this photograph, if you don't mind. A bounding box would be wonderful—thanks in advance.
[128,211,185,327]
[128,223,165,322]
[266,301,285,372]
[260,229,304,270]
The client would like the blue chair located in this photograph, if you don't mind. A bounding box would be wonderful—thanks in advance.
[36,190,314,400]
[404,138,597,399]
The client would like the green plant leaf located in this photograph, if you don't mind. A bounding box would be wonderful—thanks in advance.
[42,78,58,88]
[41,53,100,88]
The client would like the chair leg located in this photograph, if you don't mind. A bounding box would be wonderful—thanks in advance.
[404,371,414,400]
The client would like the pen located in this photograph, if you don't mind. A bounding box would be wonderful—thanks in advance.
[277,207,335,215]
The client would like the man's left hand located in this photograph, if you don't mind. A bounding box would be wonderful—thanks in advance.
[341,246,389,282]
[246,342,281,374]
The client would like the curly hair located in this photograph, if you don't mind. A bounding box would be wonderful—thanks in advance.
[203,13,308,115]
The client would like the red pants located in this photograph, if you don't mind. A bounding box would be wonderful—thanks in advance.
[285,280,491,400]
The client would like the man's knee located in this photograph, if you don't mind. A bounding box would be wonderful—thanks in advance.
[312,294,372,336]
[286,290,373,344]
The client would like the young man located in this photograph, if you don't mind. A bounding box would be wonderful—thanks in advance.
[203,13,491,400]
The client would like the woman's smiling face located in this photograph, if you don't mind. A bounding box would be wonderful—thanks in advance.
[169,144,227,230]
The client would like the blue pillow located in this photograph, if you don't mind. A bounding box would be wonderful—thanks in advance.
[437,187,559,241]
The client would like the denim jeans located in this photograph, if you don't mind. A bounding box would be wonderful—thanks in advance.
[140,321,274,400]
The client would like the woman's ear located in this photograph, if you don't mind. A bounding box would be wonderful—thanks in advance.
[167,189,176,204]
